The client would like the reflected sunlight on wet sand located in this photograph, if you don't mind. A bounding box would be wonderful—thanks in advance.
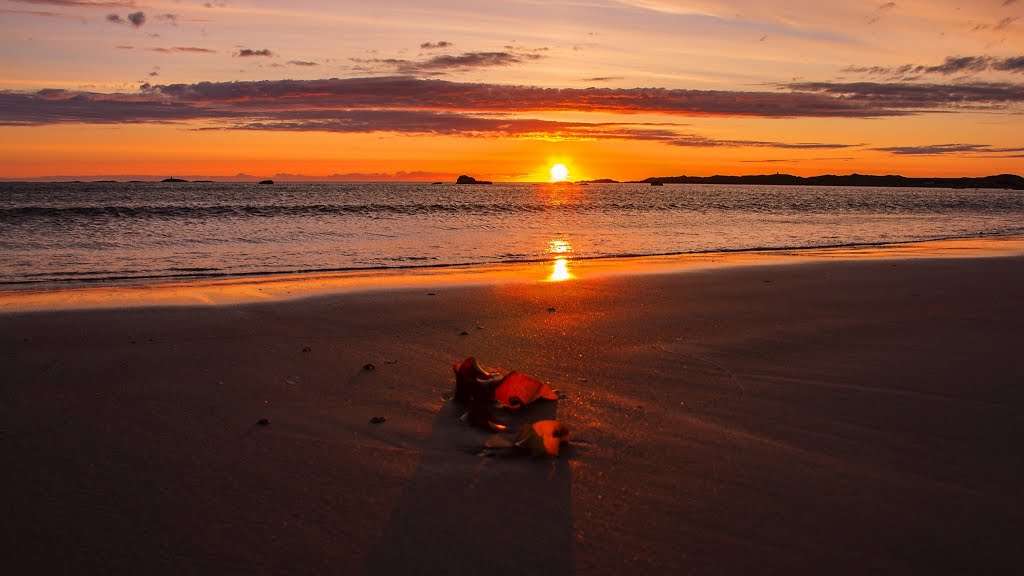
[2,235,1023,312]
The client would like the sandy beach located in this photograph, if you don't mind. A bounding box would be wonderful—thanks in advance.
[3,241,1023,574]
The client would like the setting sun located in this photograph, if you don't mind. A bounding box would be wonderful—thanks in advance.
[550,164,570,182]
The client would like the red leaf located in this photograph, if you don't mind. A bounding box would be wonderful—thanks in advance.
[453,356,500,404]
[493,371,558,409]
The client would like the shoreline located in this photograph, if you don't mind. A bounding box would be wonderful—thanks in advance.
[3,234,1024,313]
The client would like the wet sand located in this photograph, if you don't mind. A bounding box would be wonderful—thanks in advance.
[2,245,1023,574]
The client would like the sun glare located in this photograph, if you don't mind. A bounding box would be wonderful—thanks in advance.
[548,258,572,282]
[550,163,570,182]
[546,238,573,281]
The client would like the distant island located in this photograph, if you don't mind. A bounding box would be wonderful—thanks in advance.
[455,175,493,184]
[632,173,1024,190]
[161,177,188,183]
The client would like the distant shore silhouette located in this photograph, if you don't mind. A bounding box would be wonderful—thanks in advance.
[626,173,1024,190]
[1,173,1021,189]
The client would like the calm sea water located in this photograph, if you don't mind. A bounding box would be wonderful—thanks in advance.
[2,181,1023,288]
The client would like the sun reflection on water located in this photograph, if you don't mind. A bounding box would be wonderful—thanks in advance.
[546,238,574,281]
[548,239,572,254]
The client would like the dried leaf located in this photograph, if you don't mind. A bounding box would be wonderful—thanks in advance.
[452,356,500,404]
[513,420,570,457]
[494,371,558,409]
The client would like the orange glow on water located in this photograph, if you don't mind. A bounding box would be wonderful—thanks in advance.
[3,236,1022,312]
[548,239,572,254]
[547,238,574,281]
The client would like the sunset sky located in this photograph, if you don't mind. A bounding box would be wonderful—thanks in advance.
[1,0,1022,181]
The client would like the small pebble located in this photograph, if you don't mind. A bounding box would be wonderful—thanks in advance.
[363,363,376,371]
[302,346,312,352]
[547,307,556,312]
[427,292,436,296]
[370,416,386,424]
[459,331,469,336]
[556,390,568,400]
[256,418,270,426]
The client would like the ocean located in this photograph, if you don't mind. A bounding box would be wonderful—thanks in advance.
[2,181,1023,288]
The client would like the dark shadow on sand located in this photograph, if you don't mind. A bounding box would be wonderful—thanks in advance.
[359,398,573,576]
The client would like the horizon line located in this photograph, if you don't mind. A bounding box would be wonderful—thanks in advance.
[2,171,1023,184]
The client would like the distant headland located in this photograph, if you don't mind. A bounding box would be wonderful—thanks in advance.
[632,173,1024,190]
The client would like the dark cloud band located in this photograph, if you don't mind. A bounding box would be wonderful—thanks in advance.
[1,77,1021,151]
[351,51,542,74]
[872,143,1024,155]
[141,76,909,117]
[787,81,1024,109]
[844,55,1024,77]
